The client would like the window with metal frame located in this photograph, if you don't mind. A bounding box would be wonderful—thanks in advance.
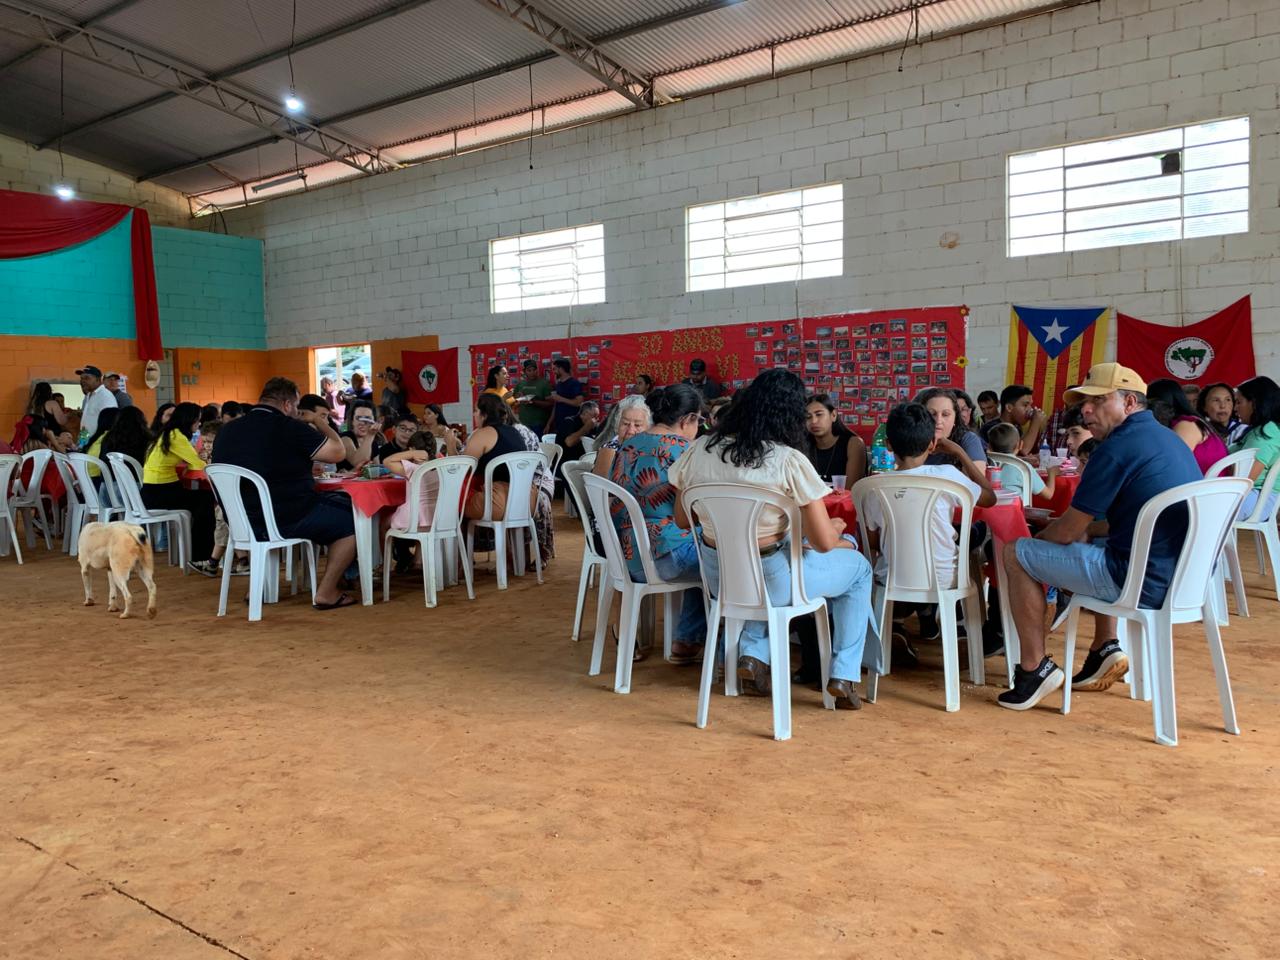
[686,184,844,291]
[1007,117,1250,257]
[490,224,605,313]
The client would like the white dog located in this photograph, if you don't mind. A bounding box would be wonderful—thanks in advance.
[78,522,157,619]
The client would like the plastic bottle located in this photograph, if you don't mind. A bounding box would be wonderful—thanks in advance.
[1039,436,1052,470]
[870,423,888,473]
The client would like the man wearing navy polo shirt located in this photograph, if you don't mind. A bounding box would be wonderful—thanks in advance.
[997,363,1201,711]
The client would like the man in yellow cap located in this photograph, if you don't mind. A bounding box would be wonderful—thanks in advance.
[997,362,1201,711]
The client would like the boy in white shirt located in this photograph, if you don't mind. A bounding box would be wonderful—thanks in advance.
[863,402,996,589]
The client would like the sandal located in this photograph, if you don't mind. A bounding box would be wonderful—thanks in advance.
[313,593,357,611]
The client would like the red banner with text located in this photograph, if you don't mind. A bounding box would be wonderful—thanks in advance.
[469,307,967,439]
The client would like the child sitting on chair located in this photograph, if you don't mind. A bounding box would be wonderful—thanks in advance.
[382,431,441,574]
[195,420,244,575]
[987,421,1059,504]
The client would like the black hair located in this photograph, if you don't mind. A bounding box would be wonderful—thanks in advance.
[885,403,936,459]
[199,403,220,423]
[1146,378,1200,428]
[1077,438,1098,461]
[148,402,175,434]
[1062,404,1086,430]
[422,403,446,426]
[804,393,852,436]
[553,357,572,375]
[1196,382,1237,438]
[644,383,703,428]
[260,377,300,404]
[348,398,377,423]
[522,358,538,370]
[151,401,201,457]
[1000,384,1033,410]
[954,389,978,422]
[986,422,1021,454]
[220,400,240,419]
[636,373,654,390]
[84,406,119,451]
[27,381,52,416]
[708,369,805,469]
[977,389,998,405]
[407,431,437,456]
[476,392,513,428]
[101,405,152,465]
[298,393,331,412]
[1236,376,1280,431]
[485,365,508,389]
[393,410,419,426]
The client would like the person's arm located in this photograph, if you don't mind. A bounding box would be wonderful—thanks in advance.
[442,429,460,456]
[1172,420,1201,452]
[673,486,692,530]
[382,449,429,477]
[1038,506,1092,544]
[462,426,496,460]
[567,412,599,446]
[800,498,851,552]
[174,434,205,472]
[1039,464,1059,500]
[934,436,996,507]
[45,401,68,427]
[299,409,346,463]
[845,435,867,484]
[1019,409,1048,456]
[592,447,616,478]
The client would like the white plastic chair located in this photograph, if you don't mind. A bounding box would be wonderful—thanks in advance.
[52,453,84,555]
[205,464,318,622]
[853,474,985,711]
[985,452,1035,508]
[540,433,556,444]
[1206,449,1258,621]
[66,453,124,528]
[582,473,703,695]
[581,436,597,454]
[382,455,477,608]
[9,449,54,550]
[1060,477,1251,746]
[465,451,545,590]
[682,483,836,741]
[0,454,25,563]
[561,460,607,641]
[106,452,192,572]
[538,440,563,475]
[1231,458,1280,603]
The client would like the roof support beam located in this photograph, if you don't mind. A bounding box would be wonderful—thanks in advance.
[0,0,144,79]
[0,0,401,176]
[468,0,657,108]
[35,0,445,149]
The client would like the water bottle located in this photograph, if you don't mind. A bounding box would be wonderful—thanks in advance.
[1039,436,1052,470]
[870,423,888,473]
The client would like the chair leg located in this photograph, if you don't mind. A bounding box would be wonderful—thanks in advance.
[456,536,475,600]
[1148,614,1178,746]
[589,581,614,676]
[423,539,438,608]
[960,595,984,686]
[722,618,742,697]
[767,613,792,741]
[247,547,266,622]
[382,535,394,603]
[1264,526,1280,602]
[662,593,676,662]
[1225,536,1249,618]
[217,551,232,617]
[939,598,961,712]
[1202,604,1240,736]
[696,598,721,729]
[4,511,21,564]
[572,554,592,640]
[813,604,835,710]
[494,523,508,589]
[614,589,642,694]
[528,521,543,585]
[1061,604,1080,715]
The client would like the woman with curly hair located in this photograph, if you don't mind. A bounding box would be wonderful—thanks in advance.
[668,369,876,710]
[101,405,152,468]
[914,386,986,471]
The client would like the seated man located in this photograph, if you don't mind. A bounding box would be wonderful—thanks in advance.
[378,411,419,462]
[980,384,1047,455]
[212,377,358,610]
[555,399,601,467]
[998,364,1202,710]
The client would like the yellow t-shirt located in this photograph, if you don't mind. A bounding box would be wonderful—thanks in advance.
[86,436,105,477]
[143,432,204,485]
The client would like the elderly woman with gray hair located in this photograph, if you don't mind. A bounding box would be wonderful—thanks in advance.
[592,394,653,478]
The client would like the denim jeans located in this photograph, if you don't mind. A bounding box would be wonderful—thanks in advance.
[699,537,878,682]
[637,538,707,646]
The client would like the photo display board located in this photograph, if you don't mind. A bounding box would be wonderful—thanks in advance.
[470,306,967,439]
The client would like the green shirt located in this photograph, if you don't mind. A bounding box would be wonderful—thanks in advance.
[1233,422,1280,489]
[514,377,552,430]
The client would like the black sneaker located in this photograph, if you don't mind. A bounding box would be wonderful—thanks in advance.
[189,559,220,578]
[1071,639,1128,691]
[997,657,1065,711]
[982,620,1005,658]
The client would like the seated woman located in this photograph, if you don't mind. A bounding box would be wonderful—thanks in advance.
[421,403,460,456]
[1231,375,1280,519]
[462,393,536,521]
[804,393,866,484]
[668,369,876,709]
[592,395,652,479]
[382,431,441,574]
[1198,381,1249,445]
[915,387,986,472]
[140,401,218,576]
[608,384,707,663]
[511,417,556,567]
[101,406,152,468]
[81,407,119,482]
[24,382,72,452]
[339,399,385,471]
[1147,378,1227,475]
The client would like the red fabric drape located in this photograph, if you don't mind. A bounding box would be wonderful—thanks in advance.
[0,189,164,360]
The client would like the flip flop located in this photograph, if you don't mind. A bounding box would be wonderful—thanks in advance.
[313,593,357,611]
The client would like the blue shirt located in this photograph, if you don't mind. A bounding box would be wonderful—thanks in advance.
[609,432,693,579]
[1071,410,1201,608]
[551,376,583,432]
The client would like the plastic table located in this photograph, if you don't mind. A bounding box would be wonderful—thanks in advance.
[316,476,407,605]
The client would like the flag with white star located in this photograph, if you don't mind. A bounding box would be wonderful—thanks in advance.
[1007,305,1110,413]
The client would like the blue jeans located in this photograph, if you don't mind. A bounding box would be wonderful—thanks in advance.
[1238,490,1279,522]
[700,537,877,682]
[1015,538,1121,602]
[636,538,707,646]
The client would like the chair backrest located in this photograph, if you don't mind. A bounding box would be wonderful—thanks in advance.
[16,448,52,499]
[1240,457,1280,525]
[482,451,546,523]
[1116,477,1251,614]
[560,460,602,559]
[1206,448,1257,479]
[65,453,106,512]
[0,454,19,509]
[396,455,475,533]
[538,440,563,474]
[52,453,81,509]
[985,451,1034,507]
[581,436,596,454]
[105,452,148,516]
[680,482,811,618]
[540,433,556,444]
[582,473,666,586]
[204,464,289,544]
[852,473,977,596]
[579,451,598,468]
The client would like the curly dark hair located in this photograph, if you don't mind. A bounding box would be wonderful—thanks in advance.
[914,386,971,446]
[708,369,807,468]
[101,405,152,466]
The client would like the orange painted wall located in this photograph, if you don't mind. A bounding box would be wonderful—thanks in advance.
[171,348,273,409]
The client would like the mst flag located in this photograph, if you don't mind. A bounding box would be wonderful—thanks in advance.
[402,348,459,404]
[1117,295,1255,386]
[1007,305,1110,411]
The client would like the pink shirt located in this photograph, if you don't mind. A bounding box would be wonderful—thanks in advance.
[388,461,440,531]
[1172,415,1228,475]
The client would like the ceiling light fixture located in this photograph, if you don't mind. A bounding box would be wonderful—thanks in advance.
[54,184,76,200]
[284,92,304,113]
[54,50,74,200]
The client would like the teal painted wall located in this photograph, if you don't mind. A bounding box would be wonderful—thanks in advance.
[0,221,265,349]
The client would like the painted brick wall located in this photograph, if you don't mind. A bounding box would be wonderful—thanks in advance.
[152,227,266,350]
[226,0,1280,419]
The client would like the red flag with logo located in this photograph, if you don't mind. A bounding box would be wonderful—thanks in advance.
[1116,296,1255,386]
[402,348,459,404]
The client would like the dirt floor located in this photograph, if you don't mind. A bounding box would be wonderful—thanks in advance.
[1,514,1277,960]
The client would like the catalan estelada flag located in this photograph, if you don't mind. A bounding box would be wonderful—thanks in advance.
[1007,305,1110,412]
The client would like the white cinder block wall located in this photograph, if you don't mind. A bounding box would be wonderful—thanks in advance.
[227,0,1280,421]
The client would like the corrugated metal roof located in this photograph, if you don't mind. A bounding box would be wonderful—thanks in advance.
[0,0,1083,210]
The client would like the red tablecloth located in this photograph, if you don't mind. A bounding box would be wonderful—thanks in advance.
[823,491,1030,545]
[1033,470,1081,517]
[823,491,856,529]
[315,476,406,517]
[15,457,66,502]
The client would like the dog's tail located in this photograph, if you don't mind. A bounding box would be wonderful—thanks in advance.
[132,529,148,546]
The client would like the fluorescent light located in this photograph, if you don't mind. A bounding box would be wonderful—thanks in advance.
[251,172,307,194]
[54,184,75,200]
[284,92,304,113]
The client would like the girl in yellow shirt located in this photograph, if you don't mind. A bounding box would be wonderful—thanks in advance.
[141,401,219,576]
